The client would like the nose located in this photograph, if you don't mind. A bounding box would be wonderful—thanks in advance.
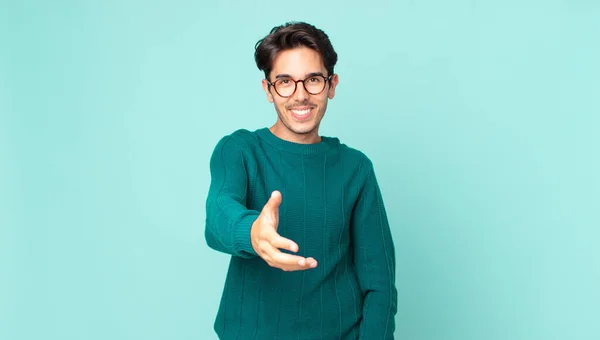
[292,80,309,101]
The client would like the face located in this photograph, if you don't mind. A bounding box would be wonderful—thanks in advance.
[262,47,339,143]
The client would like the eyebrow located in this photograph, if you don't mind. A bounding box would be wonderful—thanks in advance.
[274,72,326,79]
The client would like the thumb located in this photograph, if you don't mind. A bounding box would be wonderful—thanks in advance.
[263,190,282,217]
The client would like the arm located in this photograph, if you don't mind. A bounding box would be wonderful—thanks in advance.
[205,135,259,258]
[351,159,398,339]
[205,134,319,270]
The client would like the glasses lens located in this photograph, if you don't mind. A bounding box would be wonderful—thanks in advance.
[304,76,326,94]
[274,78,296,97]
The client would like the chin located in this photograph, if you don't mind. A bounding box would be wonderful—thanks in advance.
[286,119,315,132]
[291,128,315,135]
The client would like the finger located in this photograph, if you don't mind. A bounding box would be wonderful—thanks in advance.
[281,261,317,271]
[268,249,311,269]
[260,243,317,271]
[260,241,295,263]
[270,235,299,253]
[263,191,282,217]
[287,257,318,271]
[297,257,318,268]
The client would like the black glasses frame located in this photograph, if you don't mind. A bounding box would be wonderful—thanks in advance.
[267,75,333,98]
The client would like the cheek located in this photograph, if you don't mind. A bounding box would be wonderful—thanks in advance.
[316,96,328,110]
[274,98,289,109]
[272,99,288,115]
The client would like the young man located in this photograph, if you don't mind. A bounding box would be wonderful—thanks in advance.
[205,22,397,339]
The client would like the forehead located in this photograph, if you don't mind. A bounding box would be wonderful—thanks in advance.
[270,47,326,77]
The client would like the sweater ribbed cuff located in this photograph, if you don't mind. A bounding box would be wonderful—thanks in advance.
[233,212,260,258]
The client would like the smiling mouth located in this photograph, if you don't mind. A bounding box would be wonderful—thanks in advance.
[289,106,315,120]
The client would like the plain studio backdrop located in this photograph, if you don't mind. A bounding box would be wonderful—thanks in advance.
[1,1,599,339]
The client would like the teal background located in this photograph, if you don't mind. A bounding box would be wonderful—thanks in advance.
[2,0,599,339]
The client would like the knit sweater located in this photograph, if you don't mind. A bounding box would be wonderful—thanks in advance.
[205,127,397,339]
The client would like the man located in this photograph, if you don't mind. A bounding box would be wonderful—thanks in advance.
[205,21,397,339]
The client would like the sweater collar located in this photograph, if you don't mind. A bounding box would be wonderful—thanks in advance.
[255,128,334,155]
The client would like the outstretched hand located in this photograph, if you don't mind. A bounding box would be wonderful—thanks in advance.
[250,191,318,271]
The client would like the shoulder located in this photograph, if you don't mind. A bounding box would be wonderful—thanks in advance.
[209,129,262,167]
[229,128,260,144]
[213,128,260,151]
[331,138,374,174]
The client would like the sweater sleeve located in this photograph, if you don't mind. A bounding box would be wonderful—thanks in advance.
[351,159,398,339]
[204,135,260,258]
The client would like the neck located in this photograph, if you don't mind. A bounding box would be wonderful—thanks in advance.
[270,124,322,144]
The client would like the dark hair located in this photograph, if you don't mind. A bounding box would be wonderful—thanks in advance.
[254,22,338,80]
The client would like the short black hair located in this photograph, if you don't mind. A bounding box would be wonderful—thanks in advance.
[254,22,338,80]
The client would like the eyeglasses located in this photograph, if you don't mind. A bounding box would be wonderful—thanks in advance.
[267,74,332,98]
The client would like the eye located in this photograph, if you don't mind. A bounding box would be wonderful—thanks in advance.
[308,77,319,83]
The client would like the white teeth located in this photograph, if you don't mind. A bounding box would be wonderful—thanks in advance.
[291,109,310,115]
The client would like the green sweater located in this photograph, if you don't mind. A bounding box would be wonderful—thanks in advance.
[205,127,397,339]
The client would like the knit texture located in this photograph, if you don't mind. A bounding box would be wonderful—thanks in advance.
[205,128,397,339]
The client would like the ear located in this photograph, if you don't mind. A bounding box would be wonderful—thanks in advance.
[327,74,339,99]
[262,79,274,103]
